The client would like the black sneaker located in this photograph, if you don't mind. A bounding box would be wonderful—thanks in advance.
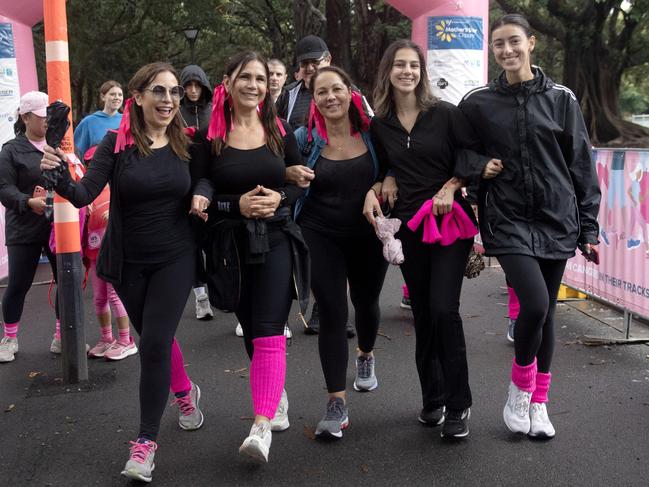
[441,408,470,439]
[418,406,445,426]
[305,303,319,335]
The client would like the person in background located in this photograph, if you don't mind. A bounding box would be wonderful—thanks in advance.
[74,80,123,158]
[179,64,215,321]
[268,59,288,104]
[0,91,60,362]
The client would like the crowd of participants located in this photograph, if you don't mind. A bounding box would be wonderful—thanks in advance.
[0,13,601,483]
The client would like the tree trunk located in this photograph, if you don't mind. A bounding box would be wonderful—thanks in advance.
[326,0,352,73]
[293,0,325,42]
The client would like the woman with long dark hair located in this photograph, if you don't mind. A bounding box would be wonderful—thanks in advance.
[41,62,204,482]
[457,14,600,439]
[370,39,483,439]
[191,51,306,463]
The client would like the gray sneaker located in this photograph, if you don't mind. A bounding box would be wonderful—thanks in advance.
[173,382,204,430]
[507,319,516,343]
[121,439,157,483]
[195,294,213,320]
[315,397,349,439]
[270,389,289,431]
[50,337,62,354]
[0,337,18,362]
[353,355,378,391]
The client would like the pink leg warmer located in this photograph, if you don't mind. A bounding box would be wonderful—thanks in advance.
[507,286,520,320]
[402,284,409,299]
[169,338,191,395]
[511,358,537,392]
[4,322,18,339]
[250,335,286,419]
[532,372,552,403]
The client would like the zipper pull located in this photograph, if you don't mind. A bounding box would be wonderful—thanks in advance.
[407,135,410,149]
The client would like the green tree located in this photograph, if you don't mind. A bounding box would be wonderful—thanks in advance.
[496,0,649,147]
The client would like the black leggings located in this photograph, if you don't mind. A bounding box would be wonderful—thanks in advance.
[236,228,294,359]
[3,243,59,324]
[399,227,472,411]
[497,255,567,373]
[114,252,195,441]
[302,228,388,393]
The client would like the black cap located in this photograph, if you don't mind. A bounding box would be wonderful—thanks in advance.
[296,35,329,63]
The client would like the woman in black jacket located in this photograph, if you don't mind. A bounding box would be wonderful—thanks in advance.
[41,63,204,483]
[0,91,59,363]
[457,14,601,439]
[369,40,483,440]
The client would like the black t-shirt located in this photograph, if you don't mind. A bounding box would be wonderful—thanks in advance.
[118,145,193,263]
[370,101,482,222]
[298,151,374,236]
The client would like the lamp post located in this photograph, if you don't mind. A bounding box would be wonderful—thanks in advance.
[183,27,199,64]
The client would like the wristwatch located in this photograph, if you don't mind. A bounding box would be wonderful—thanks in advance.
[279,190,288,204]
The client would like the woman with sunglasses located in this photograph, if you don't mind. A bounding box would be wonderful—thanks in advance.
[41,62,204,483]
[191,51,306,464]
[457,14,600,438]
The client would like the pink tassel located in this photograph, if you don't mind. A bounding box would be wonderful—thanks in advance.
[114,97,135,153]
[351,91,370,134]
[257,100,286,137]
[207,84,229,141]
[184,126,196,138]
[307,99,328,143]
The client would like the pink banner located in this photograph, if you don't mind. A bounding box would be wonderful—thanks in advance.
[563,149,649,318]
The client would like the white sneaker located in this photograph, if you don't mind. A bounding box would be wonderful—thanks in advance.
[239,420,272,463]
[0,337,18,362]
[235,323,244,337]
[503,381,532,434]
[270,389,289,431]
[195,294,213,320]
[529,402,555,438]
[283,324,292,339]
[50,337,62,354]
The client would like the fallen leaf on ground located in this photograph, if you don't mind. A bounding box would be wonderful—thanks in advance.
[303,424,316,440]
[5,404,15,412]
[28,371,42,378]
[225,367,248,374]
[377,331,392,341]
[361,464,370,473]
[239,416,254,421]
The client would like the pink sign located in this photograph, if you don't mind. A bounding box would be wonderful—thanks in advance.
[563,149,649,319]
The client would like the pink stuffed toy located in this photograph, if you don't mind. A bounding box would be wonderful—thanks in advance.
[375,216,404,264]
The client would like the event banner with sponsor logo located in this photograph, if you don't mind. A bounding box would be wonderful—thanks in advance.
[427,16,484,105]
[563,149,649,319]
[0,23,18,279]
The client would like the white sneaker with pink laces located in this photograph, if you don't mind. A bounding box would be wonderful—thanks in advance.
[121,439,157,483]
[172,382,204,430]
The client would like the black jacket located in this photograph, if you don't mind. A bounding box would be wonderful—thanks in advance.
[456,68,601,259]
[180,65,213,131]
[56,131,202,285]
[0,134,51,245]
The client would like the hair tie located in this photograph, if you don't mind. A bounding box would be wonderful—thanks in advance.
[306,99,328,143]
[207,84,229,141]
[351,91,370,134]
[114,97,134,153]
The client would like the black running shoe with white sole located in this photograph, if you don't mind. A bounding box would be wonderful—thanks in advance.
[441,408,470,438]
[418,406,445,426]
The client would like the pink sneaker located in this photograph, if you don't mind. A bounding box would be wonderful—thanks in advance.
[88,339,116,358]
[104,337,138,361]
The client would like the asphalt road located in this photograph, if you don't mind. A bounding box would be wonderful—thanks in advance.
[1,264,648,486]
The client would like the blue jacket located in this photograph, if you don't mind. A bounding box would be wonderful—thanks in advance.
[74,111,122,158]
[293,126,380,218]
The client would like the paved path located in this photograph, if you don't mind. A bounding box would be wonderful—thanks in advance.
[1,264,648,486]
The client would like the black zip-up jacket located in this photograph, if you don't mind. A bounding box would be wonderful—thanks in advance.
[456,68,601,259]
[370,101,484,224]
[0,134,51,245]
[180,65,213,131]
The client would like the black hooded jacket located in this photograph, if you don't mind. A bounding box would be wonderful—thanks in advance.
[0,134,51,245]
[180,65,213,131]
[456,67,601,259]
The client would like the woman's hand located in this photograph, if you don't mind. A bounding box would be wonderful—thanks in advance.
[240,186,281,219]
[40,145,67,171]
[286,165,315,188]
[190,195,211,222]
[363,188,382,230]
[27,197,46,215]
[381,176,398,209]
[432,186,454,216]
[482,158,503,179]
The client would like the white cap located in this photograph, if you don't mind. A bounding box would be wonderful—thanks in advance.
[19,91,48,117]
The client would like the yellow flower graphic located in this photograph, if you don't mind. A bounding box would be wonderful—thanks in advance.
[435,20,456,43]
